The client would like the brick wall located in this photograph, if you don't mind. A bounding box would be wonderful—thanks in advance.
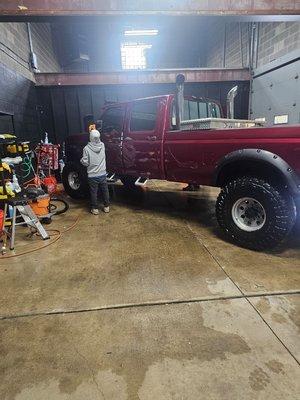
[0,23,32,80]
[205,21,299,69]
[0,62,39,141]
[206,20,225,67]
[0,22,61,81]
[226,23,250,67]
[0,22,38,140]
[206,21,251,68]
[0,22,61,140]
[31,23,61,73]
[257,22,300,67]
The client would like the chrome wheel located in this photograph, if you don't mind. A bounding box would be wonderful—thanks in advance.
[68,171,80,190]
[232,197,266,232]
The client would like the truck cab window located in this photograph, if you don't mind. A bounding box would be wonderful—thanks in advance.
[183,101,190,120]
[183,99,207,120]
[198,102,208,118]
[184,99,221,120]
[189,101,199,119]
[130,100,158,132]
[101,107,124,134]
[209,102,221,118]
[171,99,222,129]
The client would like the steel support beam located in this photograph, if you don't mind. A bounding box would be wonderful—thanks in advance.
[34,69,251,87]
[0,1,299,17]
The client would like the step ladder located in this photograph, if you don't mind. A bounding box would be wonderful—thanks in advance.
[8,203,50,250]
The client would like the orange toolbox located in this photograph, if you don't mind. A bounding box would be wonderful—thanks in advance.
[29,194,50,217]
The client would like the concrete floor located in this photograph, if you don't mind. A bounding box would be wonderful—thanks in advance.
[0,180,299,399]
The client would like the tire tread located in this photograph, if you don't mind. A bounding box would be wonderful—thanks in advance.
[216,177,296,250]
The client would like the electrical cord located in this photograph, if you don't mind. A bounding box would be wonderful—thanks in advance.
[0,215,80,260]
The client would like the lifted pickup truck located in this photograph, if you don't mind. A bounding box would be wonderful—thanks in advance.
[62,78,300,250]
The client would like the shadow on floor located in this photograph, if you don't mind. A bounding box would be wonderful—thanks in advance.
[68,183,300,255]
[105,184,300,254]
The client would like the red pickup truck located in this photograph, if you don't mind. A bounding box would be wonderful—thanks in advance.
[62,82,300,250]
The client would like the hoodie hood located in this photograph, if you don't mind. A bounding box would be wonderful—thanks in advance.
[87,141,102,153]
[88,129,102,153]
[90,129,101,142]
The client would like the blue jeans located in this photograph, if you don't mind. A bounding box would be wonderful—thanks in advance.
[88,175,110,209]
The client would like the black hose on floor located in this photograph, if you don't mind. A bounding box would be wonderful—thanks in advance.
[49,197,69,215]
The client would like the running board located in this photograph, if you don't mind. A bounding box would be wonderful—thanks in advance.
[106,173,116,182]
[135,177,148,186]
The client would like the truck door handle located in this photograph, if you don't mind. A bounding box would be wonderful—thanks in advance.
[147,135,157,141]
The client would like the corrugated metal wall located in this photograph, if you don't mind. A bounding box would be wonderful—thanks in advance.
[251,51,300,126]
[36,81,249,143]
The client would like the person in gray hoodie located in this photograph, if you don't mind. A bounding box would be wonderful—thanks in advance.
[80,129,110,215]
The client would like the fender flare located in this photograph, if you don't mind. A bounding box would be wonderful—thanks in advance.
[213,148,300,196]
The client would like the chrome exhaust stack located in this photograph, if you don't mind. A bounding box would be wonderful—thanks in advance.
[175,74,185,129]
[226,85,238,119]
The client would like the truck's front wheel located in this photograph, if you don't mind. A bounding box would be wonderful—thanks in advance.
[62,162,88,199]
[216,177,296,250]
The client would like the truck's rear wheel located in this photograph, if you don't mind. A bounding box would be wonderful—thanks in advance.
[62,162,88,199]
[216,177,296,250]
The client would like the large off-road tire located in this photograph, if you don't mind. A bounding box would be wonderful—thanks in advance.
[216,177,296,250]
[295,200,300,232]
[62,162,88,199]
[119,175,137,189]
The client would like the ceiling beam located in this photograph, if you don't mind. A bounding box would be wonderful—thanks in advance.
[0,1,299,17]
[34,69,251,87]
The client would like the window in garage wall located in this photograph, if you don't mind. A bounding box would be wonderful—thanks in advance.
[121,43,152,70]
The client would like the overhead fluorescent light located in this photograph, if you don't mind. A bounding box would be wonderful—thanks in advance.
[124,29,158,36]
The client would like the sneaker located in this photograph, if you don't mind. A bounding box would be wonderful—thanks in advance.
[103,206,110,213]
[91,208,99,215]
